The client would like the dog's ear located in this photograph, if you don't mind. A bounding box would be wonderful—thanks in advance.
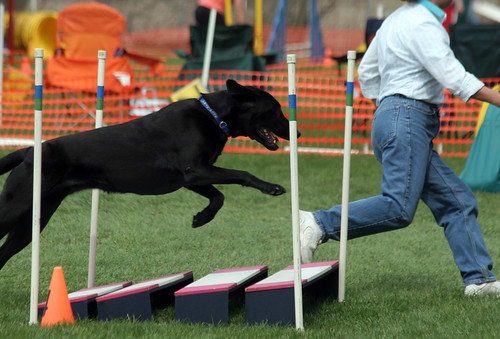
[226,79,254,101]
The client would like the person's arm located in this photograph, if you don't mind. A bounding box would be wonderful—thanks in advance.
[472,86,500,107]
[358,34,381,105]
[412,21,484,103]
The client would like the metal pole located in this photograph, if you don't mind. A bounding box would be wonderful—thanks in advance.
[88,50,106,288]
[201,8,217,90]
[30,0,37,12]
[30,48,44,325]
[255,0,263,55]
[224,0,232,26]
[338,50,356,302]
[287,53,304,331]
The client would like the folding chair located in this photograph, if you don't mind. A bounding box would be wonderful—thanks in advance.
[46,2,133,94]
[46,3,164,127]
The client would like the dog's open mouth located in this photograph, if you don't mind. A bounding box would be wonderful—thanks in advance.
[256,128,279,151]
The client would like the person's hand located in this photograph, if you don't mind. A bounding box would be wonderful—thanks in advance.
[473,86,500,108]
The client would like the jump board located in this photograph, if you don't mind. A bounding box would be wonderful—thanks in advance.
[245,261,339,326]
[38,281,132,320]
[96,271,193,321]
[175,265,268,325]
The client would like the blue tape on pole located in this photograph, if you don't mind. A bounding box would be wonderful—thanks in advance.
[35,85,43,99]
[288,94,296,108]
[346,82,354,106]
[346,82,354,94]
[97,86,104,99]
[288,94,297,121]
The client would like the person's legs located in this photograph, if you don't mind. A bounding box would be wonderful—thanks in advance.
[304,95,498,288]
[313,95,436,241]
[420,150,496,285]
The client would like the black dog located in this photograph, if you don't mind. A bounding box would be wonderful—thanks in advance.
[0,79,298,270]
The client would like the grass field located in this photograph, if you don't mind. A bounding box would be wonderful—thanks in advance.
[1,150,499,338]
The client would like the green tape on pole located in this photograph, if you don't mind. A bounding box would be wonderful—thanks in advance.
[35,85,43,111]
[346,93,353,107]
[289,107,296,121]
[35,99,42,111]
[96,98,104,111]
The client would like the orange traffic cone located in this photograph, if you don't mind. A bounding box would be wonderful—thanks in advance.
[40,266,75,327]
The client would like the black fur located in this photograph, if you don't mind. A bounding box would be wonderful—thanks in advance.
[0,79,298,270]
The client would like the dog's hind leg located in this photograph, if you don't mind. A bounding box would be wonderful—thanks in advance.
[0,147,30,175]
[0,213,33,270]
[0,196,64,271]
[185,185,224,228]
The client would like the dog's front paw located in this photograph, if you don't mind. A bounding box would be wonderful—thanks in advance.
[263,184,286,196]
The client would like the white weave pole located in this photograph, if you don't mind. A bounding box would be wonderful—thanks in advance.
[338,50,356,302]
[30,48,44,325]
[201,8,217,89]
[287,54,304,331]
[88,50,106,288]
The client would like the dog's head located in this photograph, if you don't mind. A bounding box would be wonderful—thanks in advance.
[225,79,300,151]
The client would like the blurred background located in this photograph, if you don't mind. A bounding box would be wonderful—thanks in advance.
[1,0,499,157]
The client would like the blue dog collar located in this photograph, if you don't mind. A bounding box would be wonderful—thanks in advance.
[198,95,230,136]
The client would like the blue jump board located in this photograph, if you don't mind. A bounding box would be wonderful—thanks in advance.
[245,261,339,326]
[175,265,268,325]
[96,271,193,321]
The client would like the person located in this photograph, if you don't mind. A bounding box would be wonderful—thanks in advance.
[299,0,500,296]
[195,0,246,26]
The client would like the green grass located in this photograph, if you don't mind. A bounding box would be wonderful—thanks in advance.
[1,150,500,338]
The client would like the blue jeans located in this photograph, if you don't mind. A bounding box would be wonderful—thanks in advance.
[314,95,496,285]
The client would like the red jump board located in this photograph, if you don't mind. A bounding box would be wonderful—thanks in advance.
[38,281,132,309]
[245,261,339,327]
[96,271,194,321]
[175,265,268,296]
[67,281,133,303]
[246,261,338,292]
[97,271,192,302]
[174,265,268,325]
[38,281,132,320]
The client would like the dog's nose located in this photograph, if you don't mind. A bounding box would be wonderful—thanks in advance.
[297,130,301,138]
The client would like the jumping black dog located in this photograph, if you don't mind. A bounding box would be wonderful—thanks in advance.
[0,79,298,270]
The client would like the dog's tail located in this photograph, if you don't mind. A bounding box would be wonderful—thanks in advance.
[0,148,30,175]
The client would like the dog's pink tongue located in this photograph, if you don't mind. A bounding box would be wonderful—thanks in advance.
[265,129,278,144]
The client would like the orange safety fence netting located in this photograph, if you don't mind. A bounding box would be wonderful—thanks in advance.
[0,53,498,157]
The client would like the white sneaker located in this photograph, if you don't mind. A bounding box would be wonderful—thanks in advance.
[299,210,323,264]
[464,281,500,296]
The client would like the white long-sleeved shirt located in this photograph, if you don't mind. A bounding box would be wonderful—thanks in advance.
[358,0,484,106]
